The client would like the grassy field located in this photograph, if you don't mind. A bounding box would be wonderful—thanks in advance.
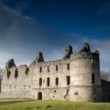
[0,100,110,110]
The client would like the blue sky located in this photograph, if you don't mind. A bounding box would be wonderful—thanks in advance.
[0,0,110,71]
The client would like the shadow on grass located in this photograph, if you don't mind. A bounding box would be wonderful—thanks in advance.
[24,107,31,110]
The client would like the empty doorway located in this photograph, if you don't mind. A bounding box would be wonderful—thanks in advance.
[38,92,42,100]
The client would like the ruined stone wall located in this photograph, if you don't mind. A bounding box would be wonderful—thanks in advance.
[32,52,102,102]
[0,43,102,102]
[69,52,102,101]
[0,62,35,99]
[31,59,71,100]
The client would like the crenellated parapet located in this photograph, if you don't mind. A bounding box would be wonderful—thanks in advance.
[70,51,99,61]
[5,58,16,69]
[80,42,91,52]
[62,42,99,61]
[63,45,73,59]
[35,51,44,62]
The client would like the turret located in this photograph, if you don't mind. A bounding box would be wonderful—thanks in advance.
[80,42,91,52]
[69,42,102,102]
[35,51,44,62]
[63,45,73,59]
[5,58,16,69]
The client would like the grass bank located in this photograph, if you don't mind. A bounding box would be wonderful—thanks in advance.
[0,100,110,110]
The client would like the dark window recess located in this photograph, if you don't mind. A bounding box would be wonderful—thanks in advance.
[54,90,56,93]
[7,70,11,78]
[25,68,29,75]
[15,70,18,78]
[39,78,42,86]
[40,67,42,73]
[66,76,70,85]
[92,74,95,83]
[56,65,58,71]
[67,64,70,70]
[75,92,78,95]
[47,77,50,86]
[56,77,59,86]
[38,92,42,100]
[47,66,50,72]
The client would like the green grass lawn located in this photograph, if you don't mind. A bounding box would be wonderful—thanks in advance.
[0,100,110,110]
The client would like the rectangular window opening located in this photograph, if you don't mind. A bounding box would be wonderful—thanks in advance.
[40,67,42,73]
[47,77,50,86]
[39,78,42,86]
[67,64,70,70]
[56,65,58,71]
[92,74,95,83]
[66,76,70,85]
[56,77,59,86]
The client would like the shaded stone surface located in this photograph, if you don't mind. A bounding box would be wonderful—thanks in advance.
[6,59,16,69]
[80,42,91,52]
[63,45,73,59]
[36,52,44,62]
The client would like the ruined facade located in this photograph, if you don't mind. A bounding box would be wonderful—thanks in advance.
[0,43,102,102]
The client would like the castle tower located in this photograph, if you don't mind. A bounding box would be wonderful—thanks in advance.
[69,43,102,101]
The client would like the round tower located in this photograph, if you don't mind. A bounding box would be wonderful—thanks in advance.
[69,43,102,102]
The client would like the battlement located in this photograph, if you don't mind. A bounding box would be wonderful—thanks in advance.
[70,51,99,60]
[5,42,99,69]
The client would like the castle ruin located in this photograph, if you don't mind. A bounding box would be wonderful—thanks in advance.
[0,43,102,102]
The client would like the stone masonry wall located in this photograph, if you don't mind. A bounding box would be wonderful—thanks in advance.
[32,52,102,101]
[0,62,35,99]
[0,44,102,102]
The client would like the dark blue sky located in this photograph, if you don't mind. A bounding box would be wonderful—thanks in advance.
[5,0,110,39]
[0,0,110,71]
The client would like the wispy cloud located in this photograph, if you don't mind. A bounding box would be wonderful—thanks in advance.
[0,1,80,68]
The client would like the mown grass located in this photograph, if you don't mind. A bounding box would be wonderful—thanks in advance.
[0,99,29,102]
[0,100,110,110]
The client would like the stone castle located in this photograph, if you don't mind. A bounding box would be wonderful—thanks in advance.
[0,43,102,102]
